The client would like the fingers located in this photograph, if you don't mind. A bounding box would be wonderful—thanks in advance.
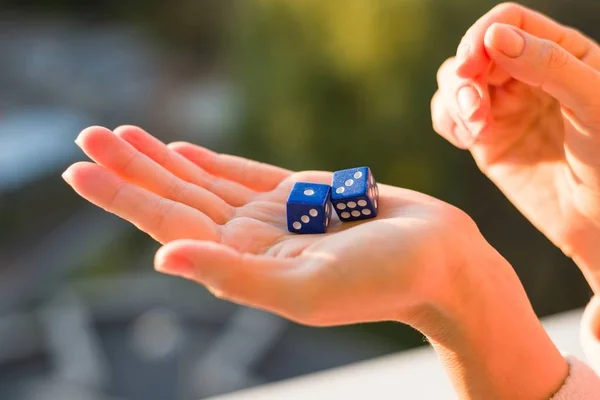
[62,162,221,244]
[456,2,600,78]
[431,90,461,148]
[484,23,600,131]
[75,126,234,224]
[168,142,292,192]
[433,57,491,148]
[155,240,307,320]
[113,126,255,207]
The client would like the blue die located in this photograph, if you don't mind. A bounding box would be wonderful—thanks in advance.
[331,166,379,222]
[286,182,333,234]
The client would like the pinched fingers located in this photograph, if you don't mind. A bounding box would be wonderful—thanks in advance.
[484,23,600,132]
[431,90,462,149]
[432,57,491,148]
[456,2,600,78]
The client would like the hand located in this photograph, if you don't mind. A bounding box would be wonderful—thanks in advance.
[431,3,600,292]
[63,125,567,399]
[63,126,476,327]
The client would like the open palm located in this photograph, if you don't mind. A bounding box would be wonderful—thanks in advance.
[63,126,476,326]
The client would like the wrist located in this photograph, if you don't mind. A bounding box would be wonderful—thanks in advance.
[410,238,569,399]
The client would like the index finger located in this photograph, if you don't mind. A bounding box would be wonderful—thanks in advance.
[456,3,595,78]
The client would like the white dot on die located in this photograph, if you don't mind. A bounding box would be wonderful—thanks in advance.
[336,187,345,194]
[293,222,302,230]
[374,199,378,208]
[358,200,367,207]
[301,215,310,223]
[351,210,361,217]
[347,201,357,209]
[375,186,379,197]
[309,209,318,217]
[345,179,354,187]
[354,171,363,179]
[362,209,372,216]
[325,217,329,227]
[341,212,350,219]
[336,203,346,210]
[304,189,315,196]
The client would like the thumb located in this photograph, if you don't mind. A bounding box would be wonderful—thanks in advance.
[154,240,307,319]
[484,23,600,131]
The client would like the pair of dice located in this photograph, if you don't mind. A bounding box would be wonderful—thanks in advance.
[286,166,380,234]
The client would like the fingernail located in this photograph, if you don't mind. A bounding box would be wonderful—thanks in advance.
[156,255,195,278]
[456,43,470,63]
[491,25,525,58]
[74,136,82,147]
[61,169,73,184]
[457,85,481,118]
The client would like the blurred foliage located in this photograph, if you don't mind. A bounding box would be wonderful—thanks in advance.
[4,0,599,347]
[229,0,453,196]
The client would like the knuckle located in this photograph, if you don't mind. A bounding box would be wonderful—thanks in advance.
[165,179,188,202]
[119,150,139,175]
[559,27,588,51]
[107,181,126,209]
[200,172,217,192]
[561,27,580,44]
[149,198,176,232]
[157,145,171,167]
[203,270,235,299]
[541,40,569,70]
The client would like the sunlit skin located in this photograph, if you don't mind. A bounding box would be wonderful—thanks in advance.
[64,124,480,326]
[431,2,600,293]
[58,2,600,397]
[63,125,567,399]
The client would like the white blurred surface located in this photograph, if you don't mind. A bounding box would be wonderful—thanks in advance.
[210,308,586,400]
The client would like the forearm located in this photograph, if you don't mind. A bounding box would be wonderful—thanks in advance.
[411,243,569,399]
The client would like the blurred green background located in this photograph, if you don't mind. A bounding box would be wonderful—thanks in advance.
[0,0,597,399]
